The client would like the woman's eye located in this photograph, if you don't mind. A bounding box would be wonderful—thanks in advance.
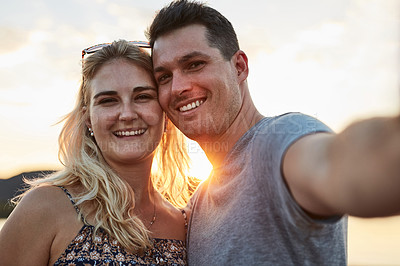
[135,93,157,102]
[98,98,117,105]
[136,94,151,100]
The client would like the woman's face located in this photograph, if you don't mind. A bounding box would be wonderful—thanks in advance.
[86,58,164,167]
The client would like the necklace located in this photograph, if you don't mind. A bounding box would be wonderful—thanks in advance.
[148,195,157,228]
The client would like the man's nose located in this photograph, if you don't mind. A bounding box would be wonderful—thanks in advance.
[170,72,192,96]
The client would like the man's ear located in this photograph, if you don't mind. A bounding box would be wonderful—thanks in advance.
[233,50,249,83]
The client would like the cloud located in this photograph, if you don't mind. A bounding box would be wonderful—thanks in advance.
[0,27,29,54]
[248,0,399,130]
[0,1,163,178]
[0,0,398,178]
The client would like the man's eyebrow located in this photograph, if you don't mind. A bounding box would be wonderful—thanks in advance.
[154,51,210,73]
[178,51,210,64]
[93,86,156,99]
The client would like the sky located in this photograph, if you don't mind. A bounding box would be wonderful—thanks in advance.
[0,0,399,180]
[1,1,399,264]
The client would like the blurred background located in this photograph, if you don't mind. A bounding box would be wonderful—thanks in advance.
[0,0,399,264]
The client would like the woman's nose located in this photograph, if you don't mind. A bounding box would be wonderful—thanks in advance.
[119,103,138,121]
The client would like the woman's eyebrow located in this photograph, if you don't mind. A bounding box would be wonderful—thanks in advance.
[93,86,156,99]
[133,86,157,93]
[93,90,117,99]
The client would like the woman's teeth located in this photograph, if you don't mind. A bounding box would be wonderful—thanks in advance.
[114,129,145,136]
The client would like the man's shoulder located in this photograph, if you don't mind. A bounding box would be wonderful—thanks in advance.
[246,112,331,160]
[263,112,318,125]
[252,112,330,135]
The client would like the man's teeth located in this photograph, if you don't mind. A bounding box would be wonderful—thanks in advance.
[115,129,145,136]
[179,100,204,112]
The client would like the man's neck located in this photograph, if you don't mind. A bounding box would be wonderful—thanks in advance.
[199,99,263,168]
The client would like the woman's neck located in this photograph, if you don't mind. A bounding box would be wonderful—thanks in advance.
[108,158,154,207]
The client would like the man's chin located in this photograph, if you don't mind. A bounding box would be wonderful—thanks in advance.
[181,130,217,144]
[170,119,226,141]
[180,129,204,141]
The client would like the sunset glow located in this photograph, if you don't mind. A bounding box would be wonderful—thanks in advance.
[0,1,399,263]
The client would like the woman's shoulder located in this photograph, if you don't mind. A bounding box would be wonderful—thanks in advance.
[20,185,66,212]
[0,185,77,265]
[17,185,83,228]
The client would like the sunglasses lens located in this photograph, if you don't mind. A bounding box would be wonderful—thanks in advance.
[130,41,151,48]
[82,41,150,59]
[85,44,110,55]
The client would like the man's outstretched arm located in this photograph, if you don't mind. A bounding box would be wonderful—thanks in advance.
[283,115,400,218]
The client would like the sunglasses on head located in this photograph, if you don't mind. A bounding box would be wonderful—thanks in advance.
[81,40,151,60]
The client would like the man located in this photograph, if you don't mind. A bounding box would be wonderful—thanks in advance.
[146,0,400,264]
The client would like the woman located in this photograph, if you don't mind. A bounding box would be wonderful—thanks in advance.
[0,40,192,265]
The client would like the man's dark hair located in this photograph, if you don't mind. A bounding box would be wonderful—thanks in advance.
[146,0,239,60]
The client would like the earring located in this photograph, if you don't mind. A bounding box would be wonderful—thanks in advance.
[88,127,94,137]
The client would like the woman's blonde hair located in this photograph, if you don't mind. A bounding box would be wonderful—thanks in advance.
[15,40,192,252]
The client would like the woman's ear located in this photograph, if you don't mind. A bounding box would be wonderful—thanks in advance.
[82,106,92,129]
[233,50,249,83]
[83,106,94,137]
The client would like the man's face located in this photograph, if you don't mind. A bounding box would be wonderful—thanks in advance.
[152,24,242,142]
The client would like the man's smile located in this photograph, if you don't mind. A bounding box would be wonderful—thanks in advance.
[178,99,205,112]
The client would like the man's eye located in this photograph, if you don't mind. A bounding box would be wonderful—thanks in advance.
[158,74,171,85]
[189,61,205,70]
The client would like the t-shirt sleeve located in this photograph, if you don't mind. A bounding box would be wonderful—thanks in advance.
[253,112,341,226]
[272,112,333,173]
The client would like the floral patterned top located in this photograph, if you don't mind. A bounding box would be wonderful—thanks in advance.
[54,187,187,266]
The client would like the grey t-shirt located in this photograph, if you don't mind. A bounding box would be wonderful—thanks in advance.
[187,113,347,265]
